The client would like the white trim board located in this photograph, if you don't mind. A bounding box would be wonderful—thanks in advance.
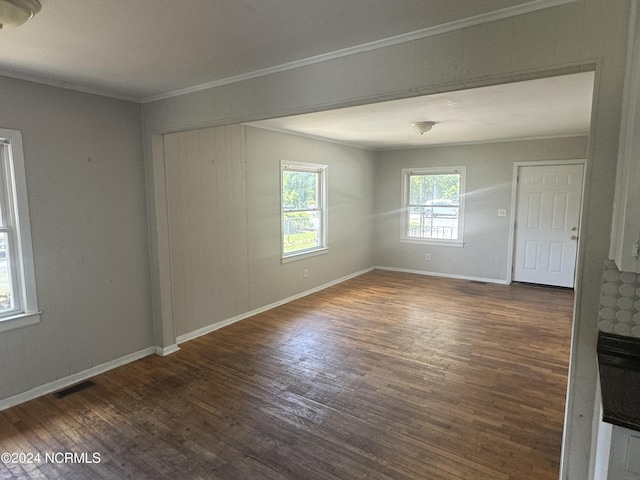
[0,265,515,411]
[175,266,512,347]
[375,266,509,285]
[0,69,140,103]
[155,344,180,357]
[176,267,375,345]
[0,0,580,104]
[0,347,156,412]
[142,0,579,103]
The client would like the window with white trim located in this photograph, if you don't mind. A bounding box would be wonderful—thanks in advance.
[281,160,327,260]
[402,166,466,245]
[0,129,40,332]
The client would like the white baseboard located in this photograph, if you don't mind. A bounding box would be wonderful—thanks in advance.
[0,266,508,411]
[0,347,156,412]
[375,266,509,285]
[176,267,376,345]
[1,266,503,412]
[0,267,376,411]
[155,344,180,356]
[175,265,506,346]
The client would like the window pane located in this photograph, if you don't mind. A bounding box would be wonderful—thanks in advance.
[283,211,321,253]
[281,162,327,259]
[0,149,6,228]
[409,175,434,204]
[408,206,459,239]
[0,129,40,327]
[410,174,460,205]
[407,172,461,240]
[283,170,318,211]
[435,174,460,204]
[0,232,15,312]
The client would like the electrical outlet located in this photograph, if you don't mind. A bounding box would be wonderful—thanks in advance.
[303,268,308,278]
[425,253,431,261]
[498,209,507,217]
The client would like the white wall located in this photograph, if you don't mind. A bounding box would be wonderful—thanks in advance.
[375,137,588,281]
[163,125,376,339]
[143,1,632,477]
[0,76,153,402]
[164,125,249,338]
[163,127,586,334]
[245,127,376,309]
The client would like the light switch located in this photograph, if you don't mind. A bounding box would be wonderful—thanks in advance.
[498,209,507,217]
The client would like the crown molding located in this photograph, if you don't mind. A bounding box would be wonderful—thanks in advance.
[0,69,140,102]
[142,0,579,103]
[0,0,579,103]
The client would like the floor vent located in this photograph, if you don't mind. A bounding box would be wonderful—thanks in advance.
[53,380,96,399]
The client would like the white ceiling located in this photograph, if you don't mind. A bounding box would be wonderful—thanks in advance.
[247,72,595,149]
[0,0,592,147]
[0,0,572,101]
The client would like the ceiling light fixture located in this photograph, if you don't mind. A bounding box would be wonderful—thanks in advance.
[0,0,41,29]
[410,121,437,135]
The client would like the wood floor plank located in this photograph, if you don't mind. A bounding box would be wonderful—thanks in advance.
[0,271,573,479]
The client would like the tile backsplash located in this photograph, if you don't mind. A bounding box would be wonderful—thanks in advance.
[598,260,640,338]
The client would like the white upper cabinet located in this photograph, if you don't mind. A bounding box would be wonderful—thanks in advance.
[612,2,640,273]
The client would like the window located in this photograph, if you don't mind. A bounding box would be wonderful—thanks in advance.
[281,160,327,261]
[0,129,40,332]
[401,166,466,246]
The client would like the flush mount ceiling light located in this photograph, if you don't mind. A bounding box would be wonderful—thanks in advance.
[0,0,41,29]
[410,121,437,135]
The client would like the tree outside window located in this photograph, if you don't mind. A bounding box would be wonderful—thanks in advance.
[402,167,466,245]
[281,161,327,258]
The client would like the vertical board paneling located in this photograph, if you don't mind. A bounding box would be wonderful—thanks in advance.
[232,125,250,315]
[179,132,195,332]
[512,9,558,72]
[462,19,514,79]
[431,30,465,86]
[218,126,233,320]
[164,126,249,336]
[552,3,584,65]
[199,128,218,322]
[163,133,185,331]
[187,130,206,331]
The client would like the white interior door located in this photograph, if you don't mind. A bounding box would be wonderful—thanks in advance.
[513,163,584,288]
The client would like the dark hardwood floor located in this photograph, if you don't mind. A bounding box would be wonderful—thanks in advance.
[0,270,574,479]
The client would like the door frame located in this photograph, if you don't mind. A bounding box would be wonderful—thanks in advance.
[506,159,587,286]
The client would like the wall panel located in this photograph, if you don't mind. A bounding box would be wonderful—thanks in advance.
[164,125,249,336]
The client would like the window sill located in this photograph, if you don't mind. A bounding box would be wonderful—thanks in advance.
[282,247,329,263]
[400,238,465,248]
[0,311,41,333]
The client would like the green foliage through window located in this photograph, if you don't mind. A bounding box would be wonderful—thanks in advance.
[409,173,460,205]
[281,162,327,256]
[282,171,318,210]
[403,168,465,242]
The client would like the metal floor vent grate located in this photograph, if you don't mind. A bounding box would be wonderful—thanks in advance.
[53,380,96,399]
